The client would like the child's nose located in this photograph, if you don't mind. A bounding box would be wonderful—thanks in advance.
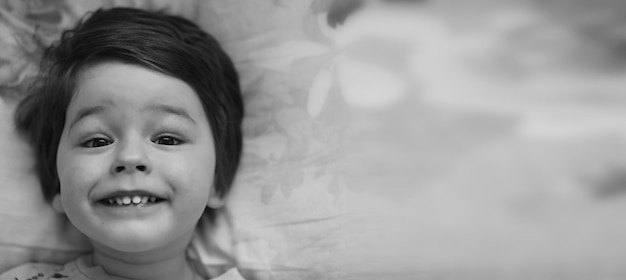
[111,138,151,175]
[113,163,148,173]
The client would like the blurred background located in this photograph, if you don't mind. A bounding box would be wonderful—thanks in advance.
[2,0,626,279]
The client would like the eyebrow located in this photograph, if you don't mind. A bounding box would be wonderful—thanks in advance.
[67,102,197,131]
[145,103,197,125]
[69,105,107,131]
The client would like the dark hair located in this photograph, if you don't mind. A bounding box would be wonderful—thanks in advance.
[15,7,243,202]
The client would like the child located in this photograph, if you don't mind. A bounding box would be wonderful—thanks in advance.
[2,7,244,280]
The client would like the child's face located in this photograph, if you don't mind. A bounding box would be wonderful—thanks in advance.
[55,62,220,254]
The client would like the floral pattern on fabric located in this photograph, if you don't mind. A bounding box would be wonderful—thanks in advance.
[206,0,626,279]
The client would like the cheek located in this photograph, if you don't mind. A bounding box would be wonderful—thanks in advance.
[161,150,215,196]
[193,149,217,187]
[56,147,102,197]
[57,159,98,200]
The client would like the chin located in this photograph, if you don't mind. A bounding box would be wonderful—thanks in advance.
[89,224,192,254]
[95,232,159,253]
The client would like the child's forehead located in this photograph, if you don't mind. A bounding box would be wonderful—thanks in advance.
[76,63,194,96]
[69,62,202,112]
[79,62,184,84]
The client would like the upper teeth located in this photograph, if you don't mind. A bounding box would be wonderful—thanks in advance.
[106,196,157,206]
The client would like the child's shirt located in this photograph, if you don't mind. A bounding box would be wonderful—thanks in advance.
[0,255,245,280]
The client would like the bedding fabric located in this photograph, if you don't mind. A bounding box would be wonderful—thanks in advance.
[3,1,626,280]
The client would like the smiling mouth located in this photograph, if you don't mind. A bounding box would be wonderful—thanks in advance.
[97,195,166,207]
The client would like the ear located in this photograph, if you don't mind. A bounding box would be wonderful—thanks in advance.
[51,194,65,213]
[206,186,225,209]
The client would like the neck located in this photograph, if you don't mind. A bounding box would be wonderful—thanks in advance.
[90,231,200,280]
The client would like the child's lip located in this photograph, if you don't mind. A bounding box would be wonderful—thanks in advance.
[93,190,168,202]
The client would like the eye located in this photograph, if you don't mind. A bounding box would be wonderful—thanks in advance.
[81,137,113,148]
[153,135,183,146]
